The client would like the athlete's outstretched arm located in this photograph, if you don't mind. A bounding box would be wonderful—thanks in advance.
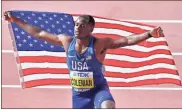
[3,11,70,46]
[103,27,163,49]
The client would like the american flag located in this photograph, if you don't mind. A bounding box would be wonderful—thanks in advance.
[8,10,181,88]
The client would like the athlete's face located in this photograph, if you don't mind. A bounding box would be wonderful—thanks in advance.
[74,18,93,39]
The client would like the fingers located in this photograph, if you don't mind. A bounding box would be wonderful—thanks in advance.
[3,11,9,20]
[158,27,164,37]
[7,12,12,18]
[156,27,164,37]
[4,11,10,17]
[3,11,13,22]
[160,31,165,37]
[158,27,163,33]
[149,26,164,38]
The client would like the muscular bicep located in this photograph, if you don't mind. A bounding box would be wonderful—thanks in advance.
[102,37,128,49]
[38,31,67,46]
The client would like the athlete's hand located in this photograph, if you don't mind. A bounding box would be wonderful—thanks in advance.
[149,27,164,37]
[3,11,16,22]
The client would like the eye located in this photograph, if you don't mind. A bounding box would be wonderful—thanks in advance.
[75,23,79,26]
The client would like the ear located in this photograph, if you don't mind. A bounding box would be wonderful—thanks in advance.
[90,26,94,32]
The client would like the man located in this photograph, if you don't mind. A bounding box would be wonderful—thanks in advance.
[4,11,163,108]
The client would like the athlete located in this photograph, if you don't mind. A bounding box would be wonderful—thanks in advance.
[4,11,163,108]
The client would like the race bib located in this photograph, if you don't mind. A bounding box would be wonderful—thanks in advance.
[70,71,94,89]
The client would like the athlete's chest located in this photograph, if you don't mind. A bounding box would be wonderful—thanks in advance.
[67,52,94,71]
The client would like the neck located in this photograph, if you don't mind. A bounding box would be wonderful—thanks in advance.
[75,36,91,53]
[76,36,90,47]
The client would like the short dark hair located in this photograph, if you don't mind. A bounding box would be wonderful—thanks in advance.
[78,15,95,27]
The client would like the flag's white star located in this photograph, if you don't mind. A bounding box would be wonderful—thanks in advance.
[34,20,38,24]
[68,29,72,33]
[23,39,27,43]
[14,28,18,31]
[47,28,51,32]
[40,24,44,28]
[16,35,20,39]
[38,17,42,20]
[60,18,64,21]
[42,13,46,17]
[40,44,44,47]
[45,21,49,24]
[64,15,68,17]
[34,40,38,43]
[51,24,55,28]
[32,13,35,16]
[57,29,62,32]
[44,41,48,44]
[21,31,25,35]
[20,13,24,16]
[49,17,53,20]
[56,21,60,24]
[67,21,71,24]
[18,43,22,47]
[29,43,33,47]
[62,25,66,28]
[27,16,31,19]
[50,45,54,48]
[53,14,57,17]
[27,35,31,39]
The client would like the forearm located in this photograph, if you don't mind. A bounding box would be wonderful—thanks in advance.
[12,17,63,45]
[12,17,42,38]
[127,31,152,45]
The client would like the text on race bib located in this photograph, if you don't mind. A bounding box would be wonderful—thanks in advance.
[70,71,94,89]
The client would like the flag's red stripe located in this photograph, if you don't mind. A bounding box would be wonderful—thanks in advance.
[19,49,171,62]
[105,68,178,78]
[19,56,67,63]
[104,58,175,68]
[22,68,69,75]
[23,78,181,88]
[122,20,156,28]
[94,33,168,47]
[107,49,171,57]
[19,56,175,68]
[24,79,50,88]
[24,79,70,88]
[137,41,168,47]
[95,22,147,34]
[22,68,178,77]
[93,33,124,39]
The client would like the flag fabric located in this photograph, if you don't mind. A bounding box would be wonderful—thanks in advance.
[8,10,181,88]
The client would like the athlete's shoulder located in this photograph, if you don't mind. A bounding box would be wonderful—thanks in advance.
[58,34,73,52]
[92,35,110,45]
[58,34,73,42]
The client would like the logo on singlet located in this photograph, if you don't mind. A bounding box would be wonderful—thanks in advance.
[86,56,92,60]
